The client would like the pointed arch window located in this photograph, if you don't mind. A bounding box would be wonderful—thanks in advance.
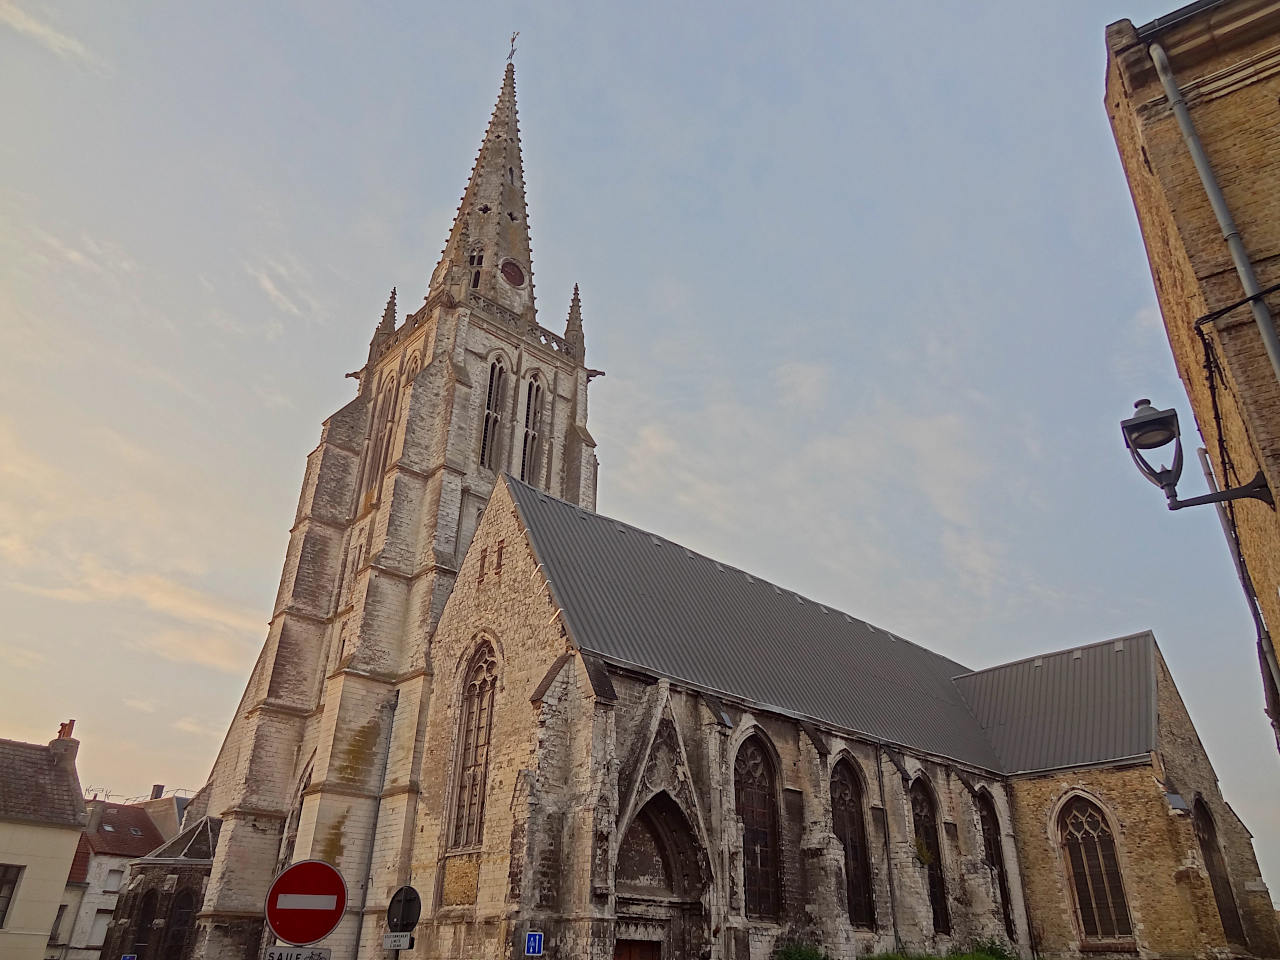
[163,889,197,956]
[469,248,484,289]
[362,380,396,503]
[450,644,498,849]
[520,378,544,484]
[911,778,950,935]
[1059,796,1132,943]
[480,360,506,470]
[977,791,1015,941]
[131,890,158,958]
[734,736,780,919]
[831,760,874,927]
[1193,798,1246,946]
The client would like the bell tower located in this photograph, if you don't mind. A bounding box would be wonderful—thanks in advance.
[186,62,600,959]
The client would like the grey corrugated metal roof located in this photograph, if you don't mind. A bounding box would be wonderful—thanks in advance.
[507,477,1001,770]
[952,633,1157,774]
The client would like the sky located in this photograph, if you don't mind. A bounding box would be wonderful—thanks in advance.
[2,0,1277,899]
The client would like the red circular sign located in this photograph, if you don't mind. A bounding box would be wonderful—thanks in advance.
[265,860,348,946]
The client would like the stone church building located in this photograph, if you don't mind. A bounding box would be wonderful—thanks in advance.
[103,63,1279,960]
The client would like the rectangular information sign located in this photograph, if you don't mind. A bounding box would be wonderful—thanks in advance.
[265,948,332,960]
[383,932,413,950]
[525,931,544,956]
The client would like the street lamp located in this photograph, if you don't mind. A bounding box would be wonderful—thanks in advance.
[1120,399,1273,510]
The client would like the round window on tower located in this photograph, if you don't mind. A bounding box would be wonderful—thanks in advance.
[500,260,525,287]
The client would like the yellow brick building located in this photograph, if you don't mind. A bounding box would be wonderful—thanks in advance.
[1106,0,1280,750]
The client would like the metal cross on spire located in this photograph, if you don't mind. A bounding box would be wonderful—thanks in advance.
[508,31,519,62]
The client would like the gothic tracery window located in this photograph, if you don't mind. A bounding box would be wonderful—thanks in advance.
[977,791,1015,941]
[1059,796,1132,943]
[911,778,950,935]
[469,248,484,289]
[1193,798,1246,946]
[831,760,875,927]
[480,360,506,470]
[450,644,498,849]
[735,736,780,919]
[520,378,543,484]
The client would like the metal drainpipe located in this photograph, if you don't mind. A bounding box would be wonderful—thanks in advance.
[874,745,902,952]
[1149,42,1280,384]
[1198,448,1280,737]
[351,690,400,959]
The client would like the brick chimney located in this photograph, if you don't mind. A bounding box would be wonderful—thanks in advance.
[48,719,88,826]
[150,784,164,800]
[49,718,79,770]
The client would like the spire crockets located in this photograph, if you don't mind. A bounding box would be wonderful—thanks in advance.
[368,287,397,360]
[565,283,584,358]
[428,63,535,326]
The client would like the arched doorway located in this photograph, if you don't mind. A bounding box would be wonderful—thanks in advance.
[615,791,710,960]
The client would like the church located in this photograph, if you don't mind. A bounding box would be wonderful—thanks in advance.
[102,63,1279,960]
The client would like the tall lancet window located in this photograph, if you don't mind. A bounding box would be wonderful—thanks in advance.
[363,381,396,503]
[911,778,950,935]
[469,248,484,289]
[450,644,498,849]
[1193,798,1246,946]
[520,378,543,484]
[831,760,875,927]
[735,736,781,919]
[1059,796,1132,944]
[977,791,1015,940]
[480,360,506,470]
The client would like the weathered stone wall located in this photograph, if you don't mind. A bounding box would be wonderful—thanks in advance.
[399,479,590,959]
[1153,649,1280,955]
[1106,6,1280,745]
[102,860,209,960]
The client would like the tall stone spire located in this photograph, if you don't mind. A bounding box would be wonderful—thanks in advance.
[565,283,584,359]
[428,63,536,326]
[368,287,396,360]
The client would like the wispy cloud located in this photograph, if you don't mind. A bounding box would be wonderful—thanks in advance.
[0,644,45,670]
[132,626,257,675]
[0,1,91,62]
[247,262,301,316]
[172,716,223,739]
[124,698,156,714]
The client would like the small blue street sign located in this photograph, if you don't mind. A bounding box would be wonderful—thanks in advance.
[525,931,544,956]
[122,955,138,960]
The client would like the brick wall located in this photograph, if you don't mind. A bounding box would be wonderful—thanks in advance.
[1106,5,1280,747]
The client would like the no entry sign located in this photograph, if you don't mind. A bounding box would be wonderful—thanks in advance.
[265,860,348,946]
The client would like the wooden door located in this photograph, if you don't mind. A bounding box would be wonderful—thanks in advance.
[614,939,662,960]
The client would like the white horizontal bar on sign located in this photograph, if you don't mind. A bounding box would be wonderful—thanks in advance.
[276,894,338,910]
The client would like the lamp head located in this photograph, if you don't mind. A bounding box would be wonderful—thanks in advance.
[1121,398,1183,495]
[1121,399,1180,451]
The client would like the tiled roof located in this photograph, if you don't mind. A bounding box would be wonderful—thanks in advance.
[504,477,1162,776]
[0,738,86,828]
[68,834,92,884]
[84,801,166,858]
